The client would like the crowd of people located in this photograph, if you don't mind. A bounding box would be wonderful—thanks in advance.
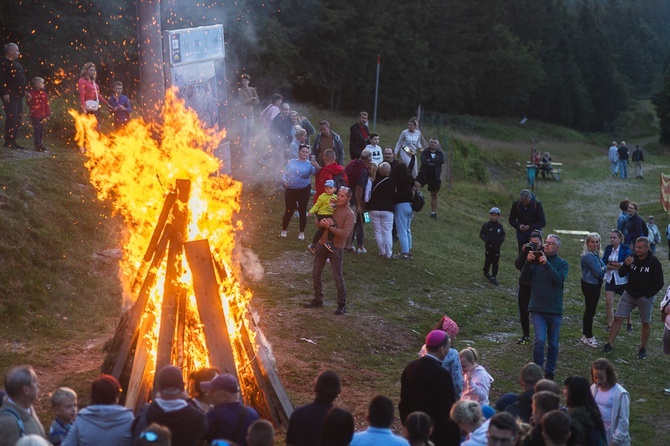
[248,89,450,315]
[0,43,131,154]
[0,326,635,446]
[3,58,668,445]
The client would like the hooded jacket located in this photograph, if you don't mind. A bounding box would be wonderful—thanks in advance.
[591,383,630,446]
[62,404,133,446]
[133,399,208,446]
[314,162,348,203]
[463,418,490,446]
[461,365,494,406]
[508,195,546,242]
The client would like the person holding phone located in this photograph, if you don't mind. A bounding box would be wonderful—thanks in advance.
[520,234,569,380]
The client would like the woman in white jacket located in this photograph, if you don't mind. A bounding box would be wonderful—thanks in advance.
[590,358,631,446]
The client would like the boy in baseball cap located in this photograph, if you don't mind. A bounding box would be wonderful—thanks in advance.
[307,179,339,253]
[479,206,506,285]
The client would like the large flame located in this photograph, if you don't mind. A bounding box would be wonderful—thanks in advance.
[70,89,252,378]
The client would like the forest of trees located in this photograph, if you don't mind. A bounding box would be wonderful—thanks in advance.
[2,0,670,133]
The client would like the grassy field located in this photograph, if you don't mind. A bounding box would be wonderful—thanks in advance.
[1,104,670,443]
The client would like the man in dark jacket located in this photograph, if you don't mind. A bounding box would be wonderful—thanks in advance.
[509,189,546,253]
[617,141,629,179]
[0,43,29,149]
[348,111,369,160]
[503,362,543,423]
[399,330,460,446]
[603,236,664,359]
[286,370,341,446]
[415,137,445,220]
[312,120,344,166]
[343,149,372,252]
[202,374,259,446]
[132,365,208,446]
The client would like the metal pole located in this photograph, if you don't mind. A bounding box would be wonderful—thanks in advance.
[373,55,380,131]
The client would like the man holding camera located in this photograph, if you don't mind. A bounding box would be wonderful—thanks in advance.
[520,234,569,380]
[515,230,544,345]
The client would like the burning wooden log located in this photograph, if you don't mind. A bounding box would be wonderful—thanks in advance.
[105,179,292,427]
[156,179,190,372]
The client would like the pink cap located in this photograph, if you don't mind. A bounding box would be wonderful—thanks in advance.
[441,316,459,340]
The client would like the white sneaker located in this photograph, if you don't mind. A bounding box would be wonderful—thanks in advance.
[664,388,670,394]
[280,230,287,237]
[582,336,600,348]
[298,232,305,240]
[356,246,367,254]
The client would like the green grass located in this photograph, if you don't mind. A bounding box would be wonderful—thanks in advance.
[1,100,668,442]
[242,106,670,442]
[0,149,123,359]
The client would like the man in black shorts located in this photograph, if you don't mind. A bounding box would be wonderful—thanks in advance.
[414,137,445,219]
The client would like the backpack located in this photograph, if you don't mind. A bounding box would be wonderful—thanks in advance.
[0,407,25,437]
[332,172,348,192]
[411,189,425,212]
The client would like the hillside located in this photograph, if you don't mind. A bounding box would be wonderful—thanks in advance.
[1,110,669,444]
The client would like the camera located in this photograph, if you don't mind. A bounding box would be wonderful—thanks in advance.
[529,250,543,264]
[523,242,537,253]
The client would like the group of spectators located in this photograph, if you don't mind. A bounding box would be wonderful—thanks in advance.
[0,364,274,446]
[1,43,132,153]
[608,141,644,180]
[0,312,640,446]
[256,96,448,315]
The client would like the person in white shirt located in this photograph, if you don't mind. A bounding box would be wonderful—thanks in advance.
[365,133,383,165]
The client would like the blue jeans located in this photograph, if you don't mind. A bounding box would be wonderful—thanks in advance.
[610,161,618,176]
[531,312,562,376]
[618,160,628,179]
[394,202,413,253]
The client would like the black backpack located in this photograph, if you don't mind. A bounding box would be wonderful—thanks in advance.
[411,189,425,212]
[332,172,348,192]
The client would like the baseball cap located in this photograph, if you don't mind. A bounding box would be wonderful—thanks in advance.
[425,330,448,348]
[489,207,501,215]
[157,365,184,394]
[200,373,239,393]
[324,179,336,188]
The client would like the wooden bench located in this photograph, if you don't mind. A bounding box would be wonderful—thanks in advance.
[526,162,562,181]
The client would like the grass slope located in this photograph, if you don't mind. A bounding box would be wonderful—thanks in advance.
[1,106,669,442]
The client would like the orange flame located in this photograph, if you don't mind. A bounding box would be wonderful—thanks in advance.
[70,89,253,376]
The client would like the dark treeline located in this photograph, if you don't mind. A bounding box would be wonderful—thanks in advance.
[2,0,670,132]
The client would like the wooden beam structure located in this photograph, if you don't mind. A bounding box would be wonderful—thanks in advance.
[105,178,293,428]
